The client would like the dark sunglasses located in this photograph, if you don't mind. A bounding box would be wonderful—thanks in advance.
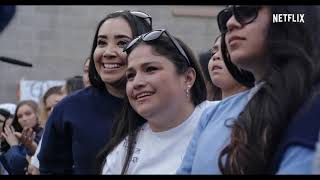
[115,10,152,28]
[123,29,191,66]
[217,5,261,33]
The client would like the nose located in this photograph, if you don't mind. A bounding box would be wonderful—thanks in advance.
[20,115,29,123]
[226,15,241,32]
[212,51,221,62]
[132,73,147,90]
[103,44,117,59]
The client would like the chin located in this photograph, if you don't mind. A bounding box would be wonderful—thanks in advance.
[135,105,154,118]
[101,75,124,84]
[230,53,246,67]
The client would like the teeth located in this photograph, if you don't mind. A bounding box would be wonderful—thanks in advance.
[137,92,153,99]
[103,63,121,69]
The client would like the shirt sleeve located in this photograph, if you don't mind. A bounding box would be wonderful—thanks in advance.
[3,145,28,174]
[276,146,314,174]
[176,108,211,174]
[38,103,73,174]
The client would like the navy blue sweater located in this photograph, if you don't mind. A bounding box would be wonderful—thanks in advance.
[269,91,320,173]
[38,86,123,174]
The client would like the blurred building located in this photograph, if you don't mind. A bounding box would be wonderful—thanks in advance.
[0,5,223,102]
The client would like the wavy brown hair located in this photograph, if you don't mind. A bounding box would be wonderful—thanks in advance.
[218,5,320,174]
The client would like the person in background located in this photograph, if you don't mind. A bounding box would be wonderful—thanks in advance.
[39,86,65,128]
[27,86,65,175]
[0,100,43,174]
[0,103,16,117]
[0,113,14,155]
[83,57,91,88]
[198,51,218,101]
[37,10,152,174]
[0,109,11,140]
[61,76,85,96]
[208,35,249,100]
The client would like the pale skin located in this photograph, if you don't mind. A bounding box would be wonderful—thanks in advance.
[225,6,271,82]
[2,104,37,153]
[26,17,134,175]
[208,37,247,99]
[126,44,196,132]
[0,114,5,135]
[93,17,133,98]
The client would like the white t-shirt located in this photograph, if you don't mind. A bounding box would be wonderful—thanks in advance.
[102,100,219,174]
[30,135,43,168]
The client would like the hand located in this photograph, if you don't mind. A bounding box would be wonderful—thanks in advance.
[1,125,19,146]
[26,164,40,175]
[15,127,37,154]
[15,127,35,147]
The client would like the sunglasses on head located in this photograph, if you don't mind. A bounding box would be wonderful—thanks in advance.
[123,29,191,66]
[217,5,261,33]
[115,10,152,28]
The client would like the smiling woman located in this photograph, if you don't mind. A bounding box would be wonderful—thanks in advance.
[98,29,219,174]
[37,10,152,174]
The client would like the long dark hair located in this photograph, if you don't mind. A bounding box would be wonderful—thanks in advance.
[0,109,12,153]
[88,10,152,92]
[199,50,222,101]
[218,6,320,174]
[97,35,207,174]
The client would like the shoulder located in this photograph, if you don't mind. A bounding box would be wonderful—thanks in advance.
[54,86,110,109]
[103,138,127,174]
[194,101,220,129]
[276,146,314,174]
[198,100,220,109]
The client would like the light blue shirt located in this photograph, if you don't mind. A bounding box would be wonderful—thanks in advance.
[177,86,314,174]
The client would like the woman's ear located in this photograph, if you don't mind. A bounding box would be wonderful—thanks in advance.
[184,67,196,88]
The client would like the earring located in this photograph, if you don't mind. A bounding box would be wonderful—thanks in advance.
[185,85,191,97]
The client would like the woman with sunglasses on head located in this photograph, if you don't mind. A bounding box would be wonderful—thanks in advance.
[37,10,152,174]
[98,29,219,174]
[178,5,320,174]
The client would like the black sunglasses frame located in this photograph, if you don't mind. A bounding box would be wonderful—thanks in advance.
[124,29,191,66]
[217,5,260,33]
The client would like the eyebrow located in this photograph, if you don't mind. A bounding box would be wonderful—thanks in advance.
[97,34,132,40]
[212,45,218,49]
[211,45,219,52]
[127,61,161,72]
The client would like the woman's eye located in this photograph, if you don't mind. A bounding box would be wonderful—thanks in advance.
[126,73,135,81]
[210,49,217,57]
[97,39,106,46]
[146,66,158,72]
[118,40,129,48]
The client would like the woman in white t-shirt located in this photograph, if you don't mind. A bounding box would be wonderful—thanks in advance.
[97,29,218,174]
